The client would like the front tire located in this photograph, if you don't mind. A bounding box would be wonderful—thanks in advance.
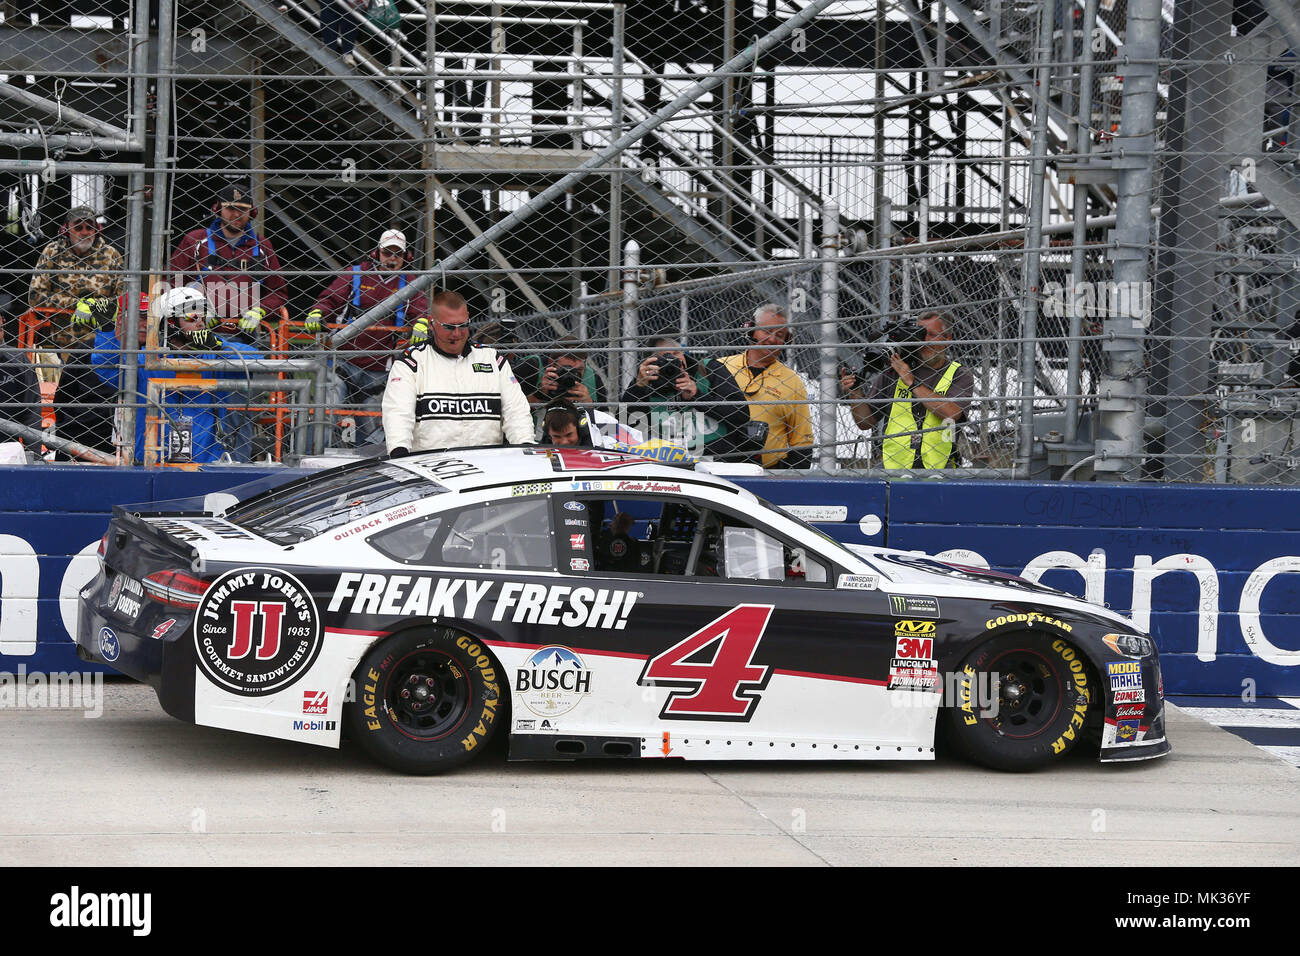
[946,633,1093,771]
[346,627,504,774]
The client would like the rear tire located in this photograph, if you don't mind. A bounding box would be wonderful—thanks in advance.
[345,627,504,774]
[946,633,1093,771]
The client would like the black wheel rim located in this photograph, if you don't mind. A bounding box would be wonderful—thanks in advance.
[385,649,472,741]
[984,648,1064,740]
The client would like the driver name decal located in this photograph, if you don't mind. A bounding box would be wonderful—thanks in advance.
[329,573,639,629]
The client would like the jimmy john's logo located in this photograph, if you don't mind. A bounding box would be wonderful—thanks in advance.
[193,568,322,697]
[329,573,639,629]
[414,394,503,419]
[888,594,940,617]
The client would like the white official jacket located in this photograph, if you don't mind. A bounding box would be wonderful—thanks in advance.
[382,342,534,453]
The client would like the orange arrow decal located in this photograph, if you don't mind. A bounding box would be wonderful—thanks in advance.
[661,732,672,756]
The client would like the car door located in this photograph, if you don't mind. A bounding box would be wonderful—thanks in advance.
[532,489,936,758]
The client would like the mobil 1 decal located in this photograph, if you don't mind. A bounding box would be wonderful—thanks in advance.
[193,568,323,696]
[638,604,774,721]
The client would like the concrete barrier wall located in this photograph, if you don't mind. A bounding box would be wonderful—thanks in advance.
[0,464,1295,695]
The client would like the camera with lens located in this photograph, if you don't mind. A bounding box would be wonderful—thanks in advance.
[552,364,582,393]
[882,318,924,369]
[651,354,684,393]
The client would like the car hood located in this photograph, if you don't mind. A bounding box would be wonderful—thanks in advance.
[845,543,1136,630]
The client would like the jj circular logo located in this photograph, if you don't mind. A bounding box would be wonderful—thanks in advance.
[193,568,322,696]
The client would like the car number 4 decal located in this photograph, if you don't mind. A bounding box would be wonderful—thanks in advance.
[638,604,774,721]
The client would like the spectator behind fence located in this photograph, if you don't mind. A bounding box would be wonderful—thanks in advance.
[2,209,39,342]
[540,397,643,448]
[168,182,286,344]
[719,304,813,469]
[306,228,428,446]
[91,286,264,464]
[619,336,753,459]
[27,205,125,384]
[840,309,973,470]
[382,291,533,456]
[526,336,601,406]
[0,329,41,449]
[53,293,120,458]
[319,0,365,65]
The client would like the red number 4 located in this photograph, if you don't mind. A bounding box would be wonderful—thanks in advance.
[639,605,774,721]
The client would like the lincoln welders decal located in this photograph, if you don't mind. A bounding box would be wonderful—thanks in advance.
[328,573,639,629]
[193,568,322,697]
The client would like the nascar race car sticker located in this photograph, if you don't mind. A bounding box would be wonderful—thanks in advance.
[888,594,940,617]
[328,574,639,629]
[570,558,591,571]
[783,505,849,523]
[888,628,938,691]
[108,573,145,622]
[511,481,551,497]
[1113,688,1145,704]
[836,573,880,590]
[516,646,592,717]
[1107,661,1144,691]
[985,612,1073,633]
[302,690,329,714]
[563,501,586,512]
[193,568,323,697]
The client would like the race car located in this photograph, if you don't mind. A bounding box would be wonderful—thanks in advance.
[77,446,1169,773]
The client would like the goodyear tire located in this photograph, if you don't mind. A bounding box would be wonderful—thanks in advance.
[345,627,504,775]
[946,633,1093,771]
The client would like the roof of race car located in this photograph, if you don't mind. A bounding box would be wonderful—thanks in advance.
[355,445,739,494]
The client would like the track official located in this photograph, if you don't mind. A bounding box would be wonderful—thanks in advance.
[382,291,533,455]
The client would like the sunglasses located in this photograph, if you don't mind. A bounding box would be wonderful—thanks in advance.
[432,320,469,332]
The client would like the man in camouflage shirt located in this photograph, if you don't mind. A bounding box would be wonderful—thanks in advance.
[27,206,124,382]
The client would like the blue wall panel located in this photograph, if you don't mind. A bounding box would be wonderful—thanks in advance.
[1,465,1296,695]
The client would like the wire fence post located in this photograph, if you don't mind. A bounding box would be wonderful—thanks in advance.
[1094,0,1160,480]
[621,239,640,395]
[819,200,840,472]
[1015,0,1057,475]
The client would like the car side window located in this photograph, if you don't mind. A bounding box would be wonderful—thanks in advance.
[369,516,443,564]
[440,498,553,570]
[714,511,830,585]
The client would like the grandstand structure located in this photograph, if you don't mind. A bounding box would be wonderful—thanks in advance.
[1,0,1298,480]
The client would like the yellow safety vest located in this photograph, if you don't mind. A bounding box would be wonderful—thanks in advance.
[882,361,961,470]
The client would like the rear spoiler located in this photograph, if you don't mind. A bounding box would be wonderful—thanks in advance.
[110,507,205,573]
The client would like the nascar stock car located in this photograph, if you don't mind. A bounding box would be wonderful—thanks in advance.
[77,446,1169,774]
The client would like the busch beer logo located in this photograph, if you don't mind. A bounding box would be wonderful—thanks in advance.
[516,646,592,717]
[193,568,322,697]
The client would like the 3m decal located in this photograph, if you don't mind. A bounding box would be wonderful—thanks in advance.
[638,604,774,721]
[888,594,940,617]
[894,635,934,660]
[193,568,322,697]
[516,646,592,717]
[889,633,937,691]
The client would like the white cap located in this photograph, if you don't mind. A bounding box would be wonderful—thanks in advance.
[378,228,407,251]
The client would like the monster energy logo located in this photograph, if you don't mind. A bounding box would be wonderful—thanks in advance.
[888,594,941,617]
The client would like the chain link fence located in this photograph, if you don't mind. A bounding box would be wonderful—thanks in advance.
[1,0,1298,480]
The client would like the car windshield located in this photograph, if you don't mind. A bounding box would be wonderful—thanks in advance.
[226,462,447,544]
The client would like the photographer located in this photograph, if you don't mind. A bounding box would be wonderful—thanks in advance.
[540,397,643,448]
[841,310,973,470]
[531,336,600,406]
[620,337,753,459]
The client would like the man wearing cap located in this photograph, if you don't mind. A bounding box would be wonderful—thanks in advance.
[306,228,429,445]
[27,205,125,383]
[168,182,287,342]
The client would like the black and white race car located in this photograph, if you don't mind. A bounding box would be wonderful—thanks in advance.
[77,446,1169,773]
